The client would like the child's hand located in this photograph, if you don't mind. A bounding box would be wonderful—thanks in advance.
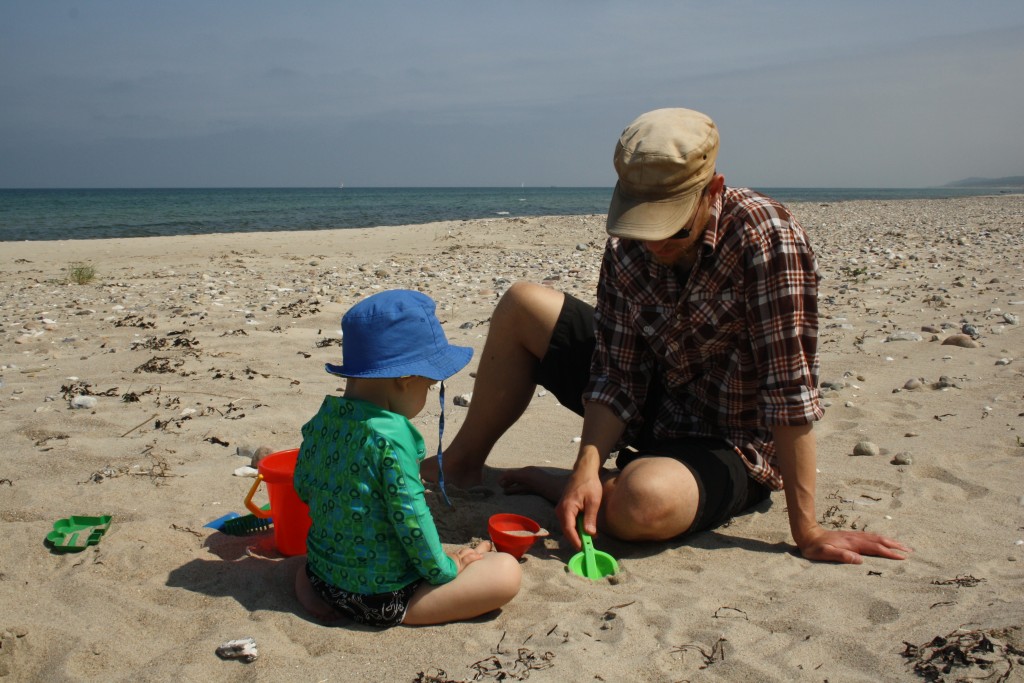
[449,540,493,573]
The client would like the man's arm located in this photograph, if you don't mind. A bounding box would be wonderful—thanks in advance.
[773,423,910,563]
[555,402,626,550]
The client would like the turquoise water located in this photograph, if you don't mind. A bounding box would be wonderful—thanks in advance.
[0,186,1009,242]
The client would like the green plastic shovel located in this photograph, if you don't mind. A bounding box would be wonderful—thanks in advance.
[568,515,618,580]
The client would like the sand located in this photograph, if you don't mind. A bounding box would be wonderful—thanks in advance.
[1,196,1023,682]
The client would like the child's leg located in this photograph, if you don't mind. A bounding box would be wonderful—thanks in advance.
[402,552,522,625]
[294,562,343,622]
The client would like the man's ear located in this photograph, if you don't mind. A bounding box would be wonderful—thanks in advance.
[708,173,726,197]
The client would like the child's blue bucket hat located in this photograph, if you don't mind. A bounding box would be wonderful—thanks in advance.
[326,289,472,381]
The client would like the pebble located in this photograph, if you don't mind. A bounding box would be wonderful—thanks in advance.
[886,331,922,342]
[70,396,98,409]
[891,452,913,466]
[995,358,1012,366]
[903,378,922,390]
[453,393,472,407]
[1003,313,1019,325]
[233,466,258,477]
[942,333,980,348]
[852,441,879,456]
[251,446,274,467]
[216,637,258,663]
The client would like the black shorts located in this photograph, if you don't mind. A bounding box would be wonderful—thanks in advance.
[534,292,771,534]
[305,564,422,629]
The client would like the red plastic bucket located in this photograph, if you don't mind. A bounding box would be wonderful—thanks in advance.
[243,448,311,556]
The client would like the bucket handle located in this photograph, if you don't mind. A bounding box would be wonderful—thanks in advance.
[243,474,272,518]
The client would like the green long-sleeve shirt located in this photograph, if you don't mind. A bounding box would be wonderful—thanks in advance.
[294,396,457,593]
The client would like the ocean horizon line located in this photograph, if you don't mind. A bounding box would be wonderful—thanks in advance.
[1,185,1015,242]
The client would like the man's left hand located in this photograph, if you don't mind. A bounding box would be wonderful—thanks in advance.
[798,528,911,564]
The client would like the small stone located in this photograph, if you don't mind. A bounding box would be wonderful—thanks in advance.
[70,396,98,409]
[459,321,475,329]
[904,432,919,438]
[233,466,258,478]
[576,243,588,251]
[852,441,880,456]
[251,446,274,468]
[961,323,980,338]
[995,358,1012,366]
[216,637,258,663]
[891,452,913,466]
[942,334,980,348]
[903,378,922,390]
[886,331,922,342]
[453,393,472,407]
[236,445,256,460]
[1003,313,1019,325]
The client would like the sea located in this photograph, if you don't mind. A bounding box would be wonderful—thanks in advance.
[0,186,1011,242]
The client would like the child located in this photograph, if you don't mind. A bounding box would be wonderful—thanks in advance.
[293,289,521,627]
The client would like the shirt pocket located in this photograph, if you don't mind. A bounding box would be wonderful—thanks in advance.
[629,303,684,363]
[683,294,745,360]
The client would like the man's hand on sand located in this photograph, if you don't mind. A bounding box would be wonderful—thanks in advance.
[799,527,911,564]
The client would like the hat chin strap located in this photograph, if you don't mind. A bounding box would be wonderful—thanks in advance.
[436,381,453,507]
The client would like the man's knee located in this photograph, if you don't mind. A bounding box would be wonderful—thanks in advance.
[603,460,699,541]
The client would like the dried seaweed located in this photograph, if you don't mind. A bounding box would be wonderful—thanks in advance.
[672,636,728,669]
[931,575,986,588]
[902,627,1022,682]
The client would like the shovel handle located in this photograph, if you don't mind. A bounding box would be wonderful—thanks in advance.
[243,474,272,518]
[577,515,598,578]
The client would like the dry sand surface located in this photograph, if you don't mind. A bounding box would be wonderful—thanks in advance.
[2,195,1023,682]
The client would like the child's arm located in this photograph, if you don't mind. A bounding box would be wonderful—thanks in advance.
[381,444,459,585]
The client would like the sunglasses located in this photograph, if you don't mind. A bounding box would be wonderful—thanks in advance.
[661,183,719,241]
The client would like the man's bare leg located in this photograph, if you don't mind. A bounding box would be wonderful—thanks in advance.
[422,282,565,488]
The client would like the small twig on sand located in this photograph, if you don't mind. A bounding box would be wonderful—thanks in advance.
[120,413,158,437]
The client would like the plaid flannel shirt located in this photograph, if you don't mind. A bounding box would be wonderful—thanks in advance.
[583,186,824,490]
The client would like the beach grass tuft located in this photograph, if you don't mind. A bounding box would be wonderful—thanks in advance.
[67,262,97,285]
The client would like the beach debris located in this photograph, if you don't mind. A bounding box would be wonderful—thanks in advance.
[852,441,880,456]
[961,323,981,338]
[453,393,472,407]
[995,357,1013,366]
[233,466,258,477]
[901,627,1022,682]
[215,637,258,663]
[1003,312,1019,325]
[903,378,923,390]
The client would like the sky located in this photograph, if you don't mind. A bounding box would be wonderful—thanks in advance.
[2,1,1023,189]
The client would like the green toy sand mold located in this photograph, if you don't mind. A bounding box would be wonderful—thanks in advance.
[46,515,112,552]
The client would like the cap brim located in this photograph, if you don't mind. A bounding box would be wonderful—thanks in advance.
[605,182,702,241]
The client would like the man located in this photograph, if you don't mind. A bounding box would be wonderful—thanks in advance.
[426,108,908,564]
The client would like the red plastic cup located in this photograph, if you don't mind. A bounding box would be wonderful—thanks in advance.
[488,513,542,559]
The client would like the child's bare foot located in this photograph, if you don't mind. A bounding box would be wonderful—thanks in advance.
[294,565,343,623]
[498,466,570,503]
